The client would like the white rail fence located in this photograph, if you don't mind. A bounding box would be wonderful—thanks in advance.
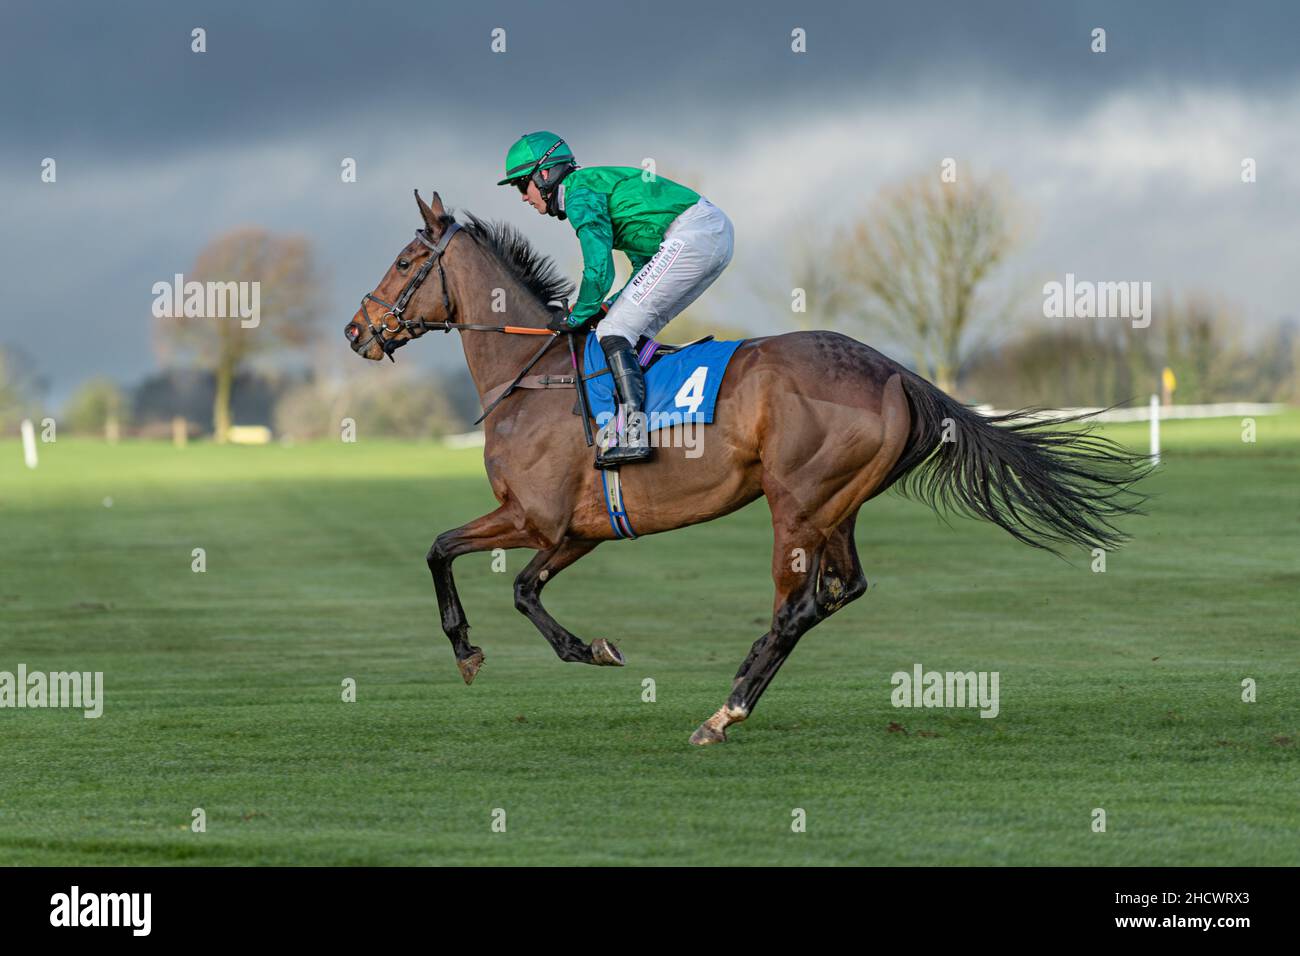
[973,399,1287,465]
[974,401,1286,424]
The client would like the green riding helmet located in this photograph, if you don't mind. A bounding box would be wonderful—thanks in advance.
[497,131,578,217]
[496,131,575,185]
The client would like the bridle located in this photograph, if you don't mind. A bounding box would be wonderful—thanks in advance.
[352,216,578,428]
[352,222,463,360]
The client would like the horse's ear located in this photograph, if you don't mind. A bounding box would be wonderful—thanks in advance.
[414,189,446,237]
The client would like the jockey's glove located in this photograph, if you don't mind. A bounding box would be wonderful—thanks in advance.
[546,300,609,333]
[547,305,590,333]
[546,306,577,333]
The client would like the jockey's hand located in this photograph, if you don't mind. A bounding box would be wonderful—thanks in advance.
[546,305,582,334]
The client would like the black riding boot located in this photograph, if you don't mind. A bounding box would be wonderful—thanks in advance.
[594,336,652,469]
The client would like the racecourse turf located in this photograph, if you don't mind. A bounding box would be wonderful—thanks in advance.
[0,413,1296,866]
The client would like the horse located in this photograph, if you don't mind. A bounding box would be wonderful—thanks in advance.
[345,190,1146,746]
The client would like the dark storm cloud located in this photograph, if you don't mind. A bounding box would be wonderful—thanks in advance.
[2,0,1298,160]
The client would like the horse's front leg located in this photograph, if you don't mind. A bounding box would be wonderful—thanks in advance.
[426,506,544,684]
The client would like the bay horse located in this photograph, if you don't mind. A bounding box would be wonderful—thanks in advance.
[345,191,1144,746]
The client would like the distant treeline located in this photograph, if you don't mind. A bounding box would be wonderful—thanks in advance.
[961,306,1298,409]
[0,359,479,440]
[4,306,1296,441]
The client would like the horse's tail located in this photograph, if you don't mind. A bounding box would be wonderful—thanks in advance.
[882,370,1149,554]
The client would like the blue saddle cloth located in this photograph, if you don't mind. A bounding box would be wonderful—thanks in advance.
[582,334,744,433]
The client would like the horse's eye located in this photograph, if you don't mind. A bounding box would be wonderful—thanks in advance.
[398,259,410,270]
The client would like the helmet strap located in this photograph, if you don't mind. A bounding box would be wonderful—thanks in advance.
[538,163,576,219]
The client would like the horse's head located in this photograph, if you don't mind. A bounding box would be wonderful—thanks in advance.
[346,190,462,361]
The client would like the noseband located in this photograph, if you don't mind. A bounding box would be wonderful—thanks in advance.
[354,222,462,360]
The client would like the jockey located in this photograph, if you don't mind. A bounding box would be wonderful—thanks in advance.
[498,131,734,468]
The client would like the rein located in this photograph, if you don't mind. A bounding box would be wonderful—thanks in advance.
[354,219,574,425]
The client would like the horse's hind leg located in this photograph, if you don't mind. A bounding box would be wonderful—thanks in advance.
[513,539,623,666]
[691,510,868,745]
[815,510,869,614]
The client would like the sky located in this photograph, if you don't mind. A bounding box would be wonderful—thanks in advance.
[2,0,1298,404]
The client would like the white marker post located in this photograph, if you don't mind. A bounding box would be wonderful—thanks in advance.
[1149,394,1160,465]
[20,418,38,469]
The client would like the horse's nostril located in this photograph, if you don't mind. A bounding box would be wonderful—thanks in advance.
[346,324,360,342]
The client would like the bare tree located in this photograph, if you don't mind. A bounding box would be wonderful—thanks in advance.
[62,378,128,436]
[156,228,318,441]
[0,345,49,434]
[834,171,1022,391]
[782,229,851,332]
[1157,293,1252,403]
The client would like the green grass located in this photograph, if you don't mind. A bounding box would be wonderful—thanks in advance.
[0,412,1297,866]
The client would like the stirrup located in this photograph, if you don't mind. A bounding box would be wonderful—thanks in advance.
[594,443,652,470]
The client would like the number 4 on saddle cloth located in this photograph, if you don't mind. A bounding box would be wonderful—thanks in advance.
[580,332,744,432]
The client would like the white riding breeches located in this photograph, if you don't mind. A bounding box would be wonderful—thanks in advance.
[595,199,734,345]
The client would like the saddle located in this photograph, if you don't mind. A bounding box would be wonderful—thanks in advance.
[627,333,716,370]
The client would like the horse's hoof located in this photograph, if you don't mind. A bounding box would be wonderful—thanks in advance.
[690,723,727,746]
[690,705,747,746]
[457,647,485,685]
[591,638,625,666]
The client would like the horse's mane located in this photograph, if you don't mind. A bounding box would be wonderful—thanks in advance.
[445,211,575,307]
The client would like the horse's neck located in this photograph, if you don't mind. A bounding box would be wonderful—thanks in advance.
[451,250,556,401]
